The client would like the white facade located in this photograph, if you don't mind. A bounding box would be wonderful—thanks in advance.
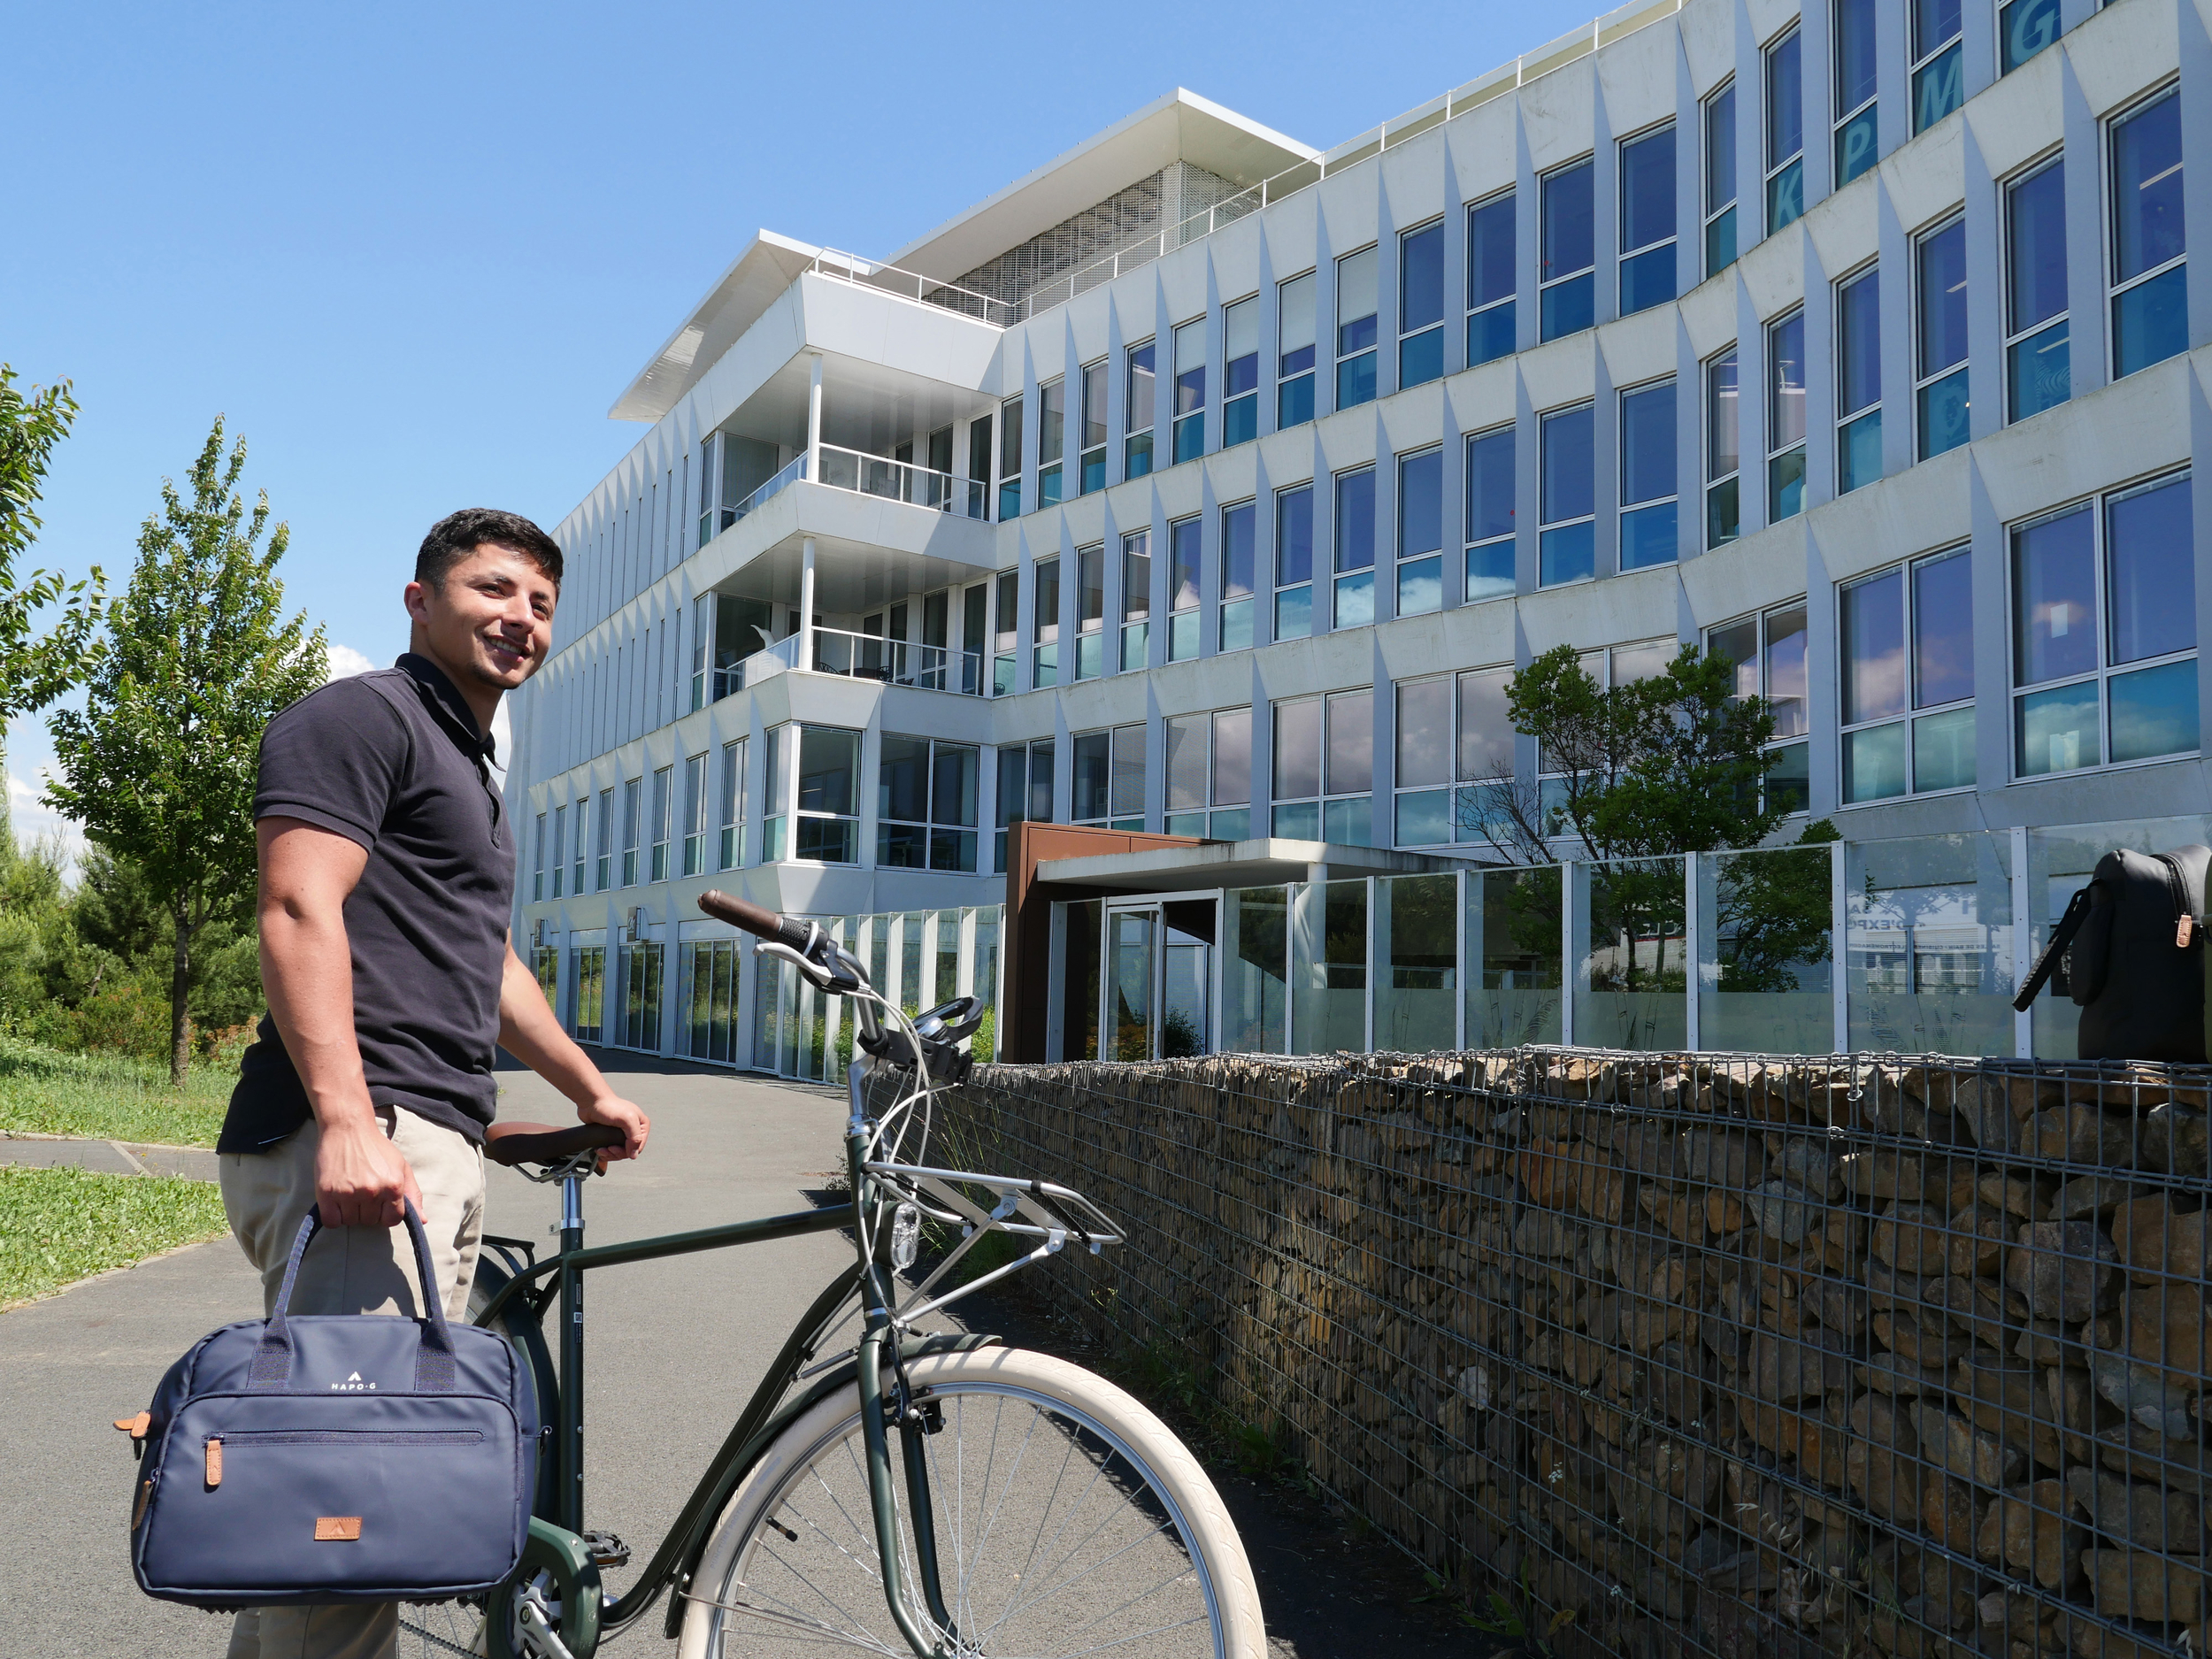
[511,0,2210,1073]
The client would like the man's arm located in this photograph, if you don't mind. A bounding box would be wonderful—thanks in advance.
[257,816,425,1228]
[496,942,649,1159]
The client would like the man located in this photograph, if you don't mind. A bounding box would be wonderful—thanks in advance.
[217,507,649,1659]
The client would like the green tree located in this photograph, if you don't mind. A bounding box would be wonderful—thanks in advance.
[0,365,104,764]
[45,419,325,1082]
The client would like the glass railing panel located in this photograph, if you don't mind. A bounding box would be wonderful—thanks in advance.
[812,444,992,520]
[1697,844,1835,1053]
[1222,886,1290,1054]
[1845,832,2015,1055]
[1576,856,1688,1049]
[1293,879,1369,1054]
[2025,812,2212,1057]
[1468,866,1563,1046]
[1375,874,1458,1051]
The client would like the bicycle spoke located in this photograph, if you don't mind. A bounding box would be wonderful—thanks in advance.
[986,1432,1110,1638]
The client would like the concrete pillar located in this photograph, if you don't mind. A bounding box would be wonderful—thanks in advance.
[806,353,824,482]
[799,536,817,672]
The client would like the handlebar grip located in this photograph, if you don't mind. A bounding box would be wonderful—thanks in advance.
[697,889,815,952]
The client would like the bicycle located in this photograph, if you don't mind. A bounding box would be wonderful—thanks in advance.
[400,888,1263,1659]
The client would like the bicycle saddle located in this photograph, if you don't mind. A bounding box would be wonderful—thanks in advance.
[482,1119,626,1169]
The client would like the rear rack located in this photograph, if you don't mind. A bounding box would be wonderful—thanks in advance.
[862,1161,1125,1327]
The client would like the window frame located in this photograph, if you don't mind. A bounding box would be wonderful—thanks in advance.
[1706,603,1812,813]
[997,394,1024,520]
[877,733,981,872]
[1466,188,1517,366]
[1036,377,1065,508]
[1172,318,1208,463]
[788,724,862,865]
[549,803,565,900]
[993,737,1056,874]
[681,751,708,877]
[2106,85,2188,381]
[1125,338,1156,480]
[1273,484,1315,642]
[1073,541,1105,681]
[1397,219,1448,389]
[621,776,642,886]
[1764,25,1805,234]
[1221,500,1257,654]
[1277,271,1317,428]
[1396,446,1445,618]
[1767,308,1808,522]
[1333,246,1380,410]
[1270,689,1376,846]
[1836,545,1977,804]
[1617,120,1679,318]
[1222,296,1261,446]
[2008,469,2199,781]
[1832,0,1879,188]
[592,787,611,891]
[533,810,547,902]
[1032,554,1060,688]
[648,765,673,882]
[1333,465,1377,629]
[1909,0,1965,135]
[1834,261,1883,494]
[717,736,746,870]
[1704,81,1739,278]
[1391,665,1517,849]
[1070,724,1147,830]
[1464,424,1517,603]
[2001,0,2062,74]
[1164,706,1253,841]
[2003,153,2070,422]
[1120,528,1151,672]
[1705,347,1741,547]
[1079,358,1109,495]
[1617,377,1680,571]
[1166,516,1202,662]
[1539,402,1597,587]
[1914,213,1971,460]
[1539,157,1597,342]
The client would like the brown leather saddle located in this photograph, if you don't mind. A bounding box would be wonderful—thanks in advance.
[481,1119,626,1171]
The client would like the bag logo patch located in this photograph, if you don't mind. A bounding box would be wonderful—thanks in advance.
[315,1517,363,1541]
[330,1371,376,1392]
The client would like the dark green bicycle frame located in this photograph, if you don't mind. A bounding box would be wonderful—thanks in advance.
[470,1060,974,1655]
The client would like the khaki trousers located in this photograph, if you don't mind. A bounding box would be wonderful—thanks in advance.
[218,1105,487,1659]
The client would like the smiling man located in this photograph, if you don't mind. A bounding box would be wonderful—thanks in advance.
[216,508,649,1659]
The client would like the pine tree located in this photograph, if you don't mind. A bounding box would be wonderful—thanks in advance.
[46,419,325,1082]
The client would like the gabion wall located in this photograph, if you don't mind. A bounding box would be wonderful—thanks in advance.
[942,1049,2212,1659]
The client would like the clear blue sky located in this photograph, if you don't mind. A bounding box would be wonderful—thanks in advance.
[4,0,1592,849]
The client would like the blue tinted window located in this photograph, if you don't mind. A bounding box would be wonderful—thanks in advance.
[1277,488,1313,587]
[1836,0,1878,113]
[2108,476,2195,664]
[2008,163,2067,333]
[1543,162,1594,280]
[1335,470,1376,573]
[1541,406,1594,524]
[1839,267,1881,415]
[1469,195,1516,307]
[1467,430,1515,542]
[1621,126,1676,252]
[1400,450,1443,557]
[2113,93,2185,282]
[1767,29,1802,167]
[1401,223,1446,333]
[1919,220,1968,374]
[1620,384,1676,505]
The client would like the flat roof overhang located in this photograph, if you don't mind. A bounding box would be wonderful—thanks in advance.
[1034,838,1474,894]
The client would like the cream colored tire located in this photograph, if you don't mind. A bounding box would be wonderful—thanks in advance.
[679,1345,1263,1658]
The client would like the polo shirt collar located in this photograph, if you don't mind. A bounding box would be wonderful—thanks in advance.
[396,652,498,768]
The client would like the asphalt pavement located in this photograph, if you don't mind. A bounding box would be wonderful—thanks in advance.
[0,1056,1476,1658]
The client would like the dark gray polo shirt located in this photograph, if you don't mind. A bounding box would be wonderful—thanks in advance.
[219,653,515,1151]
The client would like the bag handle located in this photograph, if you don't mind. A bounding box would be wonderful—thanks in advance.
[2012,885,2094,1013]
[247,1199,457,1394]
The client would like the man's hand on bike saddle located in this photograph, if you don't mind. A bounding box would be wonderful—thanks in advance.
[696,889,987,1082]
[483,1094,649,1174]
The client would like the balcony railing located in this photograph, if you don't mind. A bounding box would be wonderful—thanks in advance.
[733,627,985,696]
[816,443,989,521]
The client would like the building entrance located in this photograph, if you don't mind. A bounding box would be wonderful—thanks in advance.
[1102,897,1216,1060]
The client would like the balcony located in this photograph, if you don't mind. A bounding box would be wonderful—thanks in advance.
[734,626,985,698]
[815,444,988,521]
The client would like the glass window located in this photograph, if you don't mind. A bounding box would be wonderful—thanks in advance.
[1540,160,1596,340]
[2006,160,2070,421]
[1393,678,1455,845]
[2013,475,2198,776]
[1766,27,1804,233]
[1837,265,1883,493]
[1221,502,1256,654]
[1705,81,1739,277]
[1172,318,1206,463]
[1121,529,1150,673]
[1037,378,1064,508]
[681,752,707,877]
[2110,90,2187,378]
[1465,426,1516,602]
[1166,706,1254,841]
[1619,381,1678,570]
[1709,603,1811,811]
[998,395,1023,520]
[1916,219,1970,459]
[1079,360,1108,494]
[1211,706,1252,841]
[992,738,1055,873]
[793,726,859,864]
[1074,543,1104,681]
[533,810,547,902]
[1275,485,1314,641]
[548,804,564,900]
[1335,247,1379,410]
[1071,730,1110,825]
[1833,0,1879,188]
[1619,124,1678,316]
[1397,449,1443,617]
[1224,296,1260,446]
[2001,0,2061,73]
[1032,555,1059,688]
[1110,723,1146,829]
[1707,349,1740,546]
[1540,405,1595,585]
[1911,0,1963,134]
[1165,712,1208,833]
[1768,311,1807,520]
[649,765,672,881]
[1467,192,1517,366]
[877,735,979,872]
[1125,340,1156,480]
[1399,221,1446,388]
[1334,466,1376,628]
[1278,272,1317,427]
[594,787,611,889]
[1167,517,1202,663]
[718,737,745,869]
[621,776,641,886]
[991,570,1018,695]
[1271,690,1374,845]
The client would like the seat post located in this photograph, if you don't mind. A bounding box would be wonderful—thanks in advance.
[557,1171,586,1532]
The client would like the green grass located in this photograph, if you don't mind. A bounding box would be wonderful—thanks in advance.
[0,1164,231,1308]
[0,1036,234,1147]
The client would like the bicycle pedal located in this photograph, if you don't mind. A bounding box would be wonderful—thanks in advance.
[582,1529,630,1568]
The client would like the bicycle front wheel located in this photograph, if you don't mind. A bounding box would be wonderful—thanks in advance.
[678,1346,1263,1659]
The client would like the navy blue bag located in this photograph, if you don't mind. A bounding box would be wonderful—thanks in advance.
[126,1201,535,1609]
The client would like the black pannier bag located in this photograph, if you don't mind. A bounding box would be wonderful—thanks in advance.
[2012,844,2211,1062]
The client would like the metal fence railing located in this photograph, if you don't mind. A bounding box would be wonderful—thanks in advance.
[942,1047,2212,1659]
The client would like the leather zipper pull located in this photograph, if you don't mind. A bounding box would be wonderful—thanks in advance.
[2179,916,2196,949]
[204,1437,222,1489]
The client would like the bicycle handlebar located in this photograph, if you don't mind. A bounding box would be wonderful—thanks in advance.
[697,889,816,953]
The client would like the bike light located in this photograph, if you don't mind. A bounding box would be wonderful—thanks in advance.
[890,1202,921,1271]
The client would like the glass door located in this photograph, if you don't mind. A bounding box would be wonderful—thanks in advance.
[1106,908,1156,1062]
[1102,897,1218,1060]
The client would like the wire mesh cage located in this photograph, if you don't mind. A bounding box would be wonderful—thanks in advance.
[940,1047,2212,1659]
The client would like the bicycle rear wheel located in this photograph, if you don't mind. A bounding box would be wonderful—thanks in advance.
[678,1346,1263,1658]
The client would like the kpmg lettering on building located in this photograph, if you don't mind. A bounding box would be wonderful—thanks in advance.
[511,0,2204,1075]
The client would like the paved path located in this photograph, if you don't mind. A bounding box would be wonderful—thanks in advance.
[1,1133,219,1179]
[0,1057,1473,1657]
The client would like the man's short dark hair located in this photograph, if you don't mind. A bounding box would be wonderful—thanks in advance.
[416,509,564,594]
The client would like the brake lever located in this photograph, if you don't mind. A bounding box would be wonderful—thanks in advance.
[754,940,862,995]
